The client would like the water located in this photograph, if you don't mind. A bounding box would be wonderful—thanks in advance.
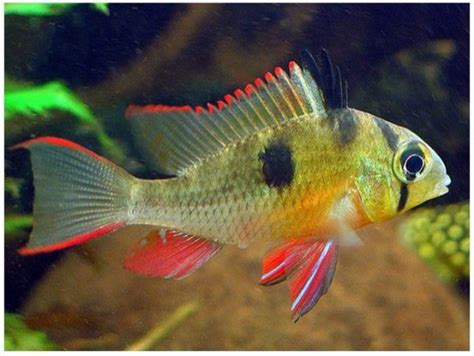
[4,3,469,350]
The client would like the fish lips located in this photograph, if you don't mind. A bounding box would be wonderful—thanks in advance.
[436,175,451,197]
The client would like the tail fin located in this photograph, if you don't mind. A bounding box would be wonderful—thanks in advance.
[13,137,132,255]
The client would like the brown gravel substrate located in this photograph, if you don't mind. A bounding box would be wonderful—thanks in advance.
[21,220,469,350]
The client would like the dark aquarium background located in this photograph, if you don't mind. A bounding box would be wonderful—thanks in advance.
[4,3,469,350]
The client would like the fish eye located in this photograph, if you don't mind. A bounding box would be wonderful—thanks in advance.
[393,141,431,184]
[403,154,424,180]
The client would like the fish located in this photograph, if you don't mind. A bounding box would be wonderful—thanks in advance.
[13,49,451,321]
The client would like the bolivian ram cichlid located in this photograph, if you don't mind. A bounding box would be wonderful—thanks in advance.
[15,50,451,321]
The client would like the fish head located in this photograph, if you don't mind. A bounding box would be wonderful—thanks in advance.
[354,111,450,222]
[390,125,451,211]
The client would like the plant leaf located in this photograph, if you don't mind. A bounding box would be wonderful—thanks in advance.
[5,82,95,124]
[5,3,109,16]
[5,178,23,200]
[5,214,33,237]
[5,81,127,164]
[91,3,109,15]
[4,3,75,16]
[5,313,59,351]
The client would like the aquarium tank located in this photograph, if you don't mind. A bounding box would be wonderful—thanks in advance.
[4,3,469,351]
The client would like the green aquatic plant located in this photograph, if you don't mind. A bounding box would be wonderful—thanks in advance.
[5,3,109,16]
[5,177,23,201]
[400,201,469,282]
[5,81,125,164]
[5,214,33,239]
[5,81,95,123]
[4,313,59,351]
[4,2,115,157]
[4,2,125,245]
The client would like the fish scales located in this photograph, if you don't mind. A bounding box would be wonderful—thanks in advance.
[131,110,384,245]
[15,50,451,320]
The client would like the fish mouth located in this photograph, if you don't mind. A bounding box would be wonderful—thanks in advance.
[437,175,451,196]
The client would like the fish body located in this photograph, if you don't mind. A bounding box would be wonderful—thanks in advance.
[129,107,446,246]
[131,109,369,246]
[15,50,450,321]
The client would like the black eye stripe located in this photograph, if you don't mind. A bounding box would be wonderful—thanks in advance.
[397,182,409,212]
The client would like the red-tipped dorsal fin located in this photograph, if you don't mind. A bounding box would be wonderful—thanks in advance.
[126,104,193,118]
[195,105,204,113]
[217,100,226,110]
[124,229,222,279]
[126,55,327,176]
[224,94,234,105]
[207,103,217,113]
[234,89,244,100]
[255,78,265,88]
[244,84,254,95]
[274,66,284,76]
[264,72,275,82]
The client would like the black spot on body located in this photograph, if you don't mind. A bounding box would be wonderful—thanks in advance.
[259,141,294,188]
[375,118,399,151]
[397,182,408,212]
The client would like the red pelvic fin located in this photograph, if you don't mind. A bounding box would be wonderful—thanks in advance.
[260,239,338,322]
[288,240,338,322]
[18,222,126,256]
[123,229,222,280]
[259,239,315,285]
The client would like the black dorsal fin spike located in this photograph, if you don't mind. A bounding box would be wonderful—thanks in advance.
[300,48,349,111]
[321,49,336,108]
[300,49,326,106]
[335,66,343,109]
[343,80,349,108]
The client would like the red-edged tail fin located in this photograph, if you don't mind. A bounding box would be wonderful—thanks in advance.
[260,239,338,322]
[12,137,133,255]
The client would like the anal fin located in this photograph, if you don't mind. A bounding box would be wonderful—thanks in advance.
[123,229,222,279]
[260,239,338,322]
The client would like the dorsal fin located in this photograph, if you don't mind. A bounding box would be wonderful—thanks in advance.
[126,50,343,176]
[300,49,348,111]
